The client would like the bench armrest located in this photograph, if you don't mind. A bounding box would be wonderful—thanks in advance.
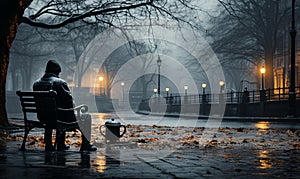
[57,104,88,114]
[57,104,89,121]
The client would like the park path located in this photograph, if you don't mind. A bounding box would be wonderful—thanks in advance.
[1,113,300,178]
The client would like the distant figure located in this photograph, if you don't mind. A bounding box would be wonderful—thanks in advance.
[33,60,96,151]
[242,87,250,103]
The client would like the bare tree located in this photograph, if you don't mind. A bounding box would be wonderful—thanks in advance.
[10,24,56,91]
[52,23,104,87]
[215,0,290,90]
[0,0,203,126]
[99,40,155,98]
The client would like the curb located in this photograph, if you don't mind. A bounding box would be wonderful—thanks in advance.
[136,111,300,122]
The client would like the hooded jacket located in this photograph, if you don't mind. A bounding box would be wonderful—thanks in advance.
[33,60,76,122]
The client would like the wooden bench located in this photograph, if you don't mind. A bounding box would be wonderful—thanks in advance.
[16,90,89,151]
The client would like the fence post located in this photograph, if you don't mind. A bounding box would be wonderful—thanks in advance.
[260,89,266,102]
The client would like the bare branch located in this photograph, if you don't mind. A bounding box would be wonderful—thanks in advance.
[21,0,155,29]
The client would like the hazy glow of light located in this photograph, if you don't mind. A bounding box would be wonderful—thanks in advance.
[93,155,107,173]
[219,80,225,87]
[258,150,272,169]
[255,121,270,130]
[260,66,266,74]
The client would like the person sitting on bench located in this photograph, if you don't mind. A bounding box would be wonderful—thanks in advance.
[33,60,97,151]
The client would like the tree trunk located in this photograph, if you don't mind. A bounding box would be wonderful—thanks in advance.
[11,68,17,91]
[77,77,82,88]
[24,59,32,90]
[0,39,10,126]
[0,21,19,126]
[0,0,30,126]
[141,76,147,99]
[264,47,275,90]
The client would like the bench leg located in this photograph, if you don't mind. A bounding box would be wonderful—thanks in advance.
[20,127,31,151]
[55,129,66,151]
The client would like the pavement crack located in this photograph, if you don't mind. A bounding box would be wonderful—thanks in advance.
[136,156,177,177]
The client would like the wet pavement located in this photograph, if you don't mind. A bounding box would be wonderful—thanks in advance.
[1,112,300,178]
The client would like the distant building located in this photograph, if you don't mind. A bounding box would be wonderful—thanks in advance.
[273,30,300,92]
[273,52,300,92]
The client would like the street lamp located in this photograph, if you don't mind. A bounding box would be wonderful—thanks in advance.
[260,66,266,102]
[202,82,207,104]
[202,82,207,94]
[260,66,266,90]
[157,56,162,96]
[184,85,188,95]
[99,76,104,95]
[219,80,225,92]
[219,80,225,104]
[165,87,170,96]
[121,82,125,103]
[153,88,158,95]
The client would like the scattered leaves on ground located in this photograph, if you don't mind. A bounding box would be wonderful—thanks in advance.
[3,123,300,151]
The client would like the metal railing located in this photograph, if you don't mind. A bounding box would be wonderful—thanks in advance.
[143,86,300,105]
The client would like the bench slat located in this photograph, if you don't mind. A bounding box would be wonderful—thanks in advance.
[23,108,37,113]
[21,102,36,108]
[20,96,35,102]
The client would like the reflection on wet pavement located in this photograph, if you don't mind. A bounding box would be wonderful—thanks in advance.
[258,150,272,169]
[255,121,270,130]
[92,155,107,173]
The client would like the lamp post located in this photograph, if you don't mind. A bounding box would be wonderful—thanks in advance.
[288,0,296,116]
[260,66,266,102]
[165,87,170,96]
[121,82,125,103]
[219,80,225,104]
[184,85,188,95]
[202,82,207,104]
[260,66,266,90]
[99,76,104,95]
[157,56,162,96]
[202,82,207,94]
[219,80,225,92]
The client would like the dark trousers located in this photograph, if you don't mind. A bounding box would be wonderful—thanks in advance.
[44,127,54,151]
[56,130,90,150]
[56,114,92,150]
[43,114,92,151]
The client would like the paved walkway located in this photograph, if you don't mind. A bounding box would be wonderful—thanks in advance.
[1,117,300,178]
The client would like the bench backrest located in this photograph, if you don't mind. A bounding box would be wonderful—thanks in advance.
[16,90,58,126]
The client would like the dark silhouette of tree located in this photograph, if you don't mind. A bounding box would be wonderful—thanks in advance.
[214,0,290,90]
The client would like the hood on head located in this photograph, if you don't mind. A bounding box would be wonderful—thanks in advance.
[45,60,61,75]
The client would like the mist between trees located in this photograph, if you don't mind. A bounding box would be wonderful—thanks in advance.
[1,0,299,126]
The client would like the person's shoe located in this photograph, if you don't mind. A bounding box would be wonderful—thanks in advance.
[45,145,55,151]
[80,144,97,152]
[57,144,70,151]
[63,145,70,150]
